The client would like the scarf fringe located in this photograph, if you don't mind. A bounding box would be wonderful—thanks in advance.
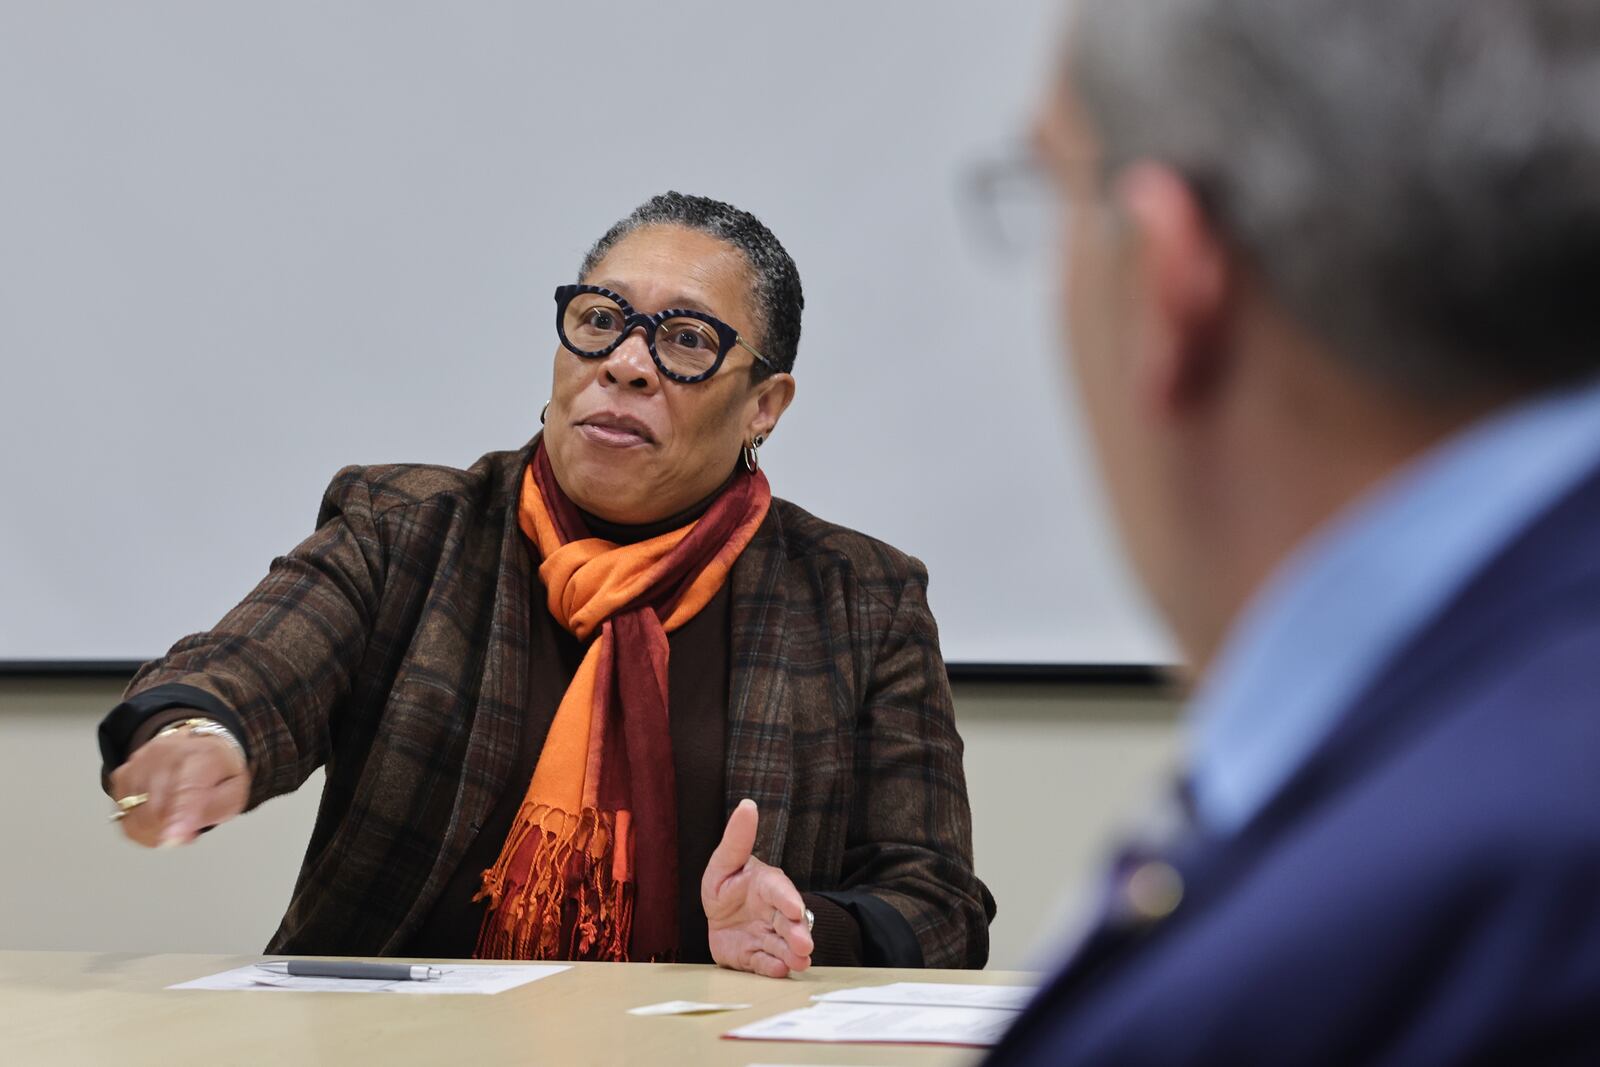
[474,804,633,961]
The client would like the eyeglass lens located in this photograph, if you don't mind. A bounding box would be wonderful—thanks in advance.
[969,155,1061,257]
[563,292,724,378]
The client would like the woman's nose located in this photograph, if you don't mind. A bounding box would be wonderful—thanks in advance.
[602,329,658,391]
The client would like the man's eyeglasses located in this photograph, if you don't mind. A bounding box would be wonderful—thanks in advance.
[965,150,1066,259]
[554,284,777,384]
[967,147,1223,259]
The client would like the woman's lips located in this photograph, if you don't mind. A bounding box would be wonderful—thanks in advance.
[577,420,653,448]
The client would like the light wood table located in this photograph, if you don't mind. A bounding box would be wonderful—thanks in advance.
[0,951,1038,1066]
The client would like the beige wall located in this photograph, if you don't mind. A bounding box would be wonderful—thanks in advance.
[0,676,1181,972]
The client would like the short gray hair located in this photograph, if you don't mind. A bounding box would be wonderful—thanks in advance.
[580,191,803,376]
[1069,0,1600,399]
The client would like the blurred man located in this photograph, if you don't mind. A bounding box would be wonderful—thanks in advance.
[989,1,1600,1062]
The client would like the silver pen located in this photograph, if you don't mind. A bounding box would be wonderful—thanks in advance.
[257,960,444,982]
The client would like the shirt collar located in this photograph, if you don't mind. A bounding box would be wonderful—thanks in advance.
[1187,376,1600,835]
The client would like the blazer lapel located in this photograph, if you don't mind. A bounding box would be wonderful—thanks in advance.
[389,439,537,946]
[724,503,794,863]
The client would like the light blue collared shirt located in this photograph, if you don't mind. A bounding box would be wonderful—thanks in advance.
[1188,376,1600,836]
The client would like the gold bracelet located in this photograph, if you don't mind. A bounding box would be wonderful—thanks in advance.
[154,717,246,765]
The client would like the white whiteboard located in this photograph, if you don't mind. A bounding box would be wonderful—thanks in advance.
[0,0,1174,666]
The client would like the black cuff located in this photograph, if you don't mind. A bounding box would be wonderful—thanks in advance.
[802,892,865,967]
[97,682,252,785]
[808,889,924,968]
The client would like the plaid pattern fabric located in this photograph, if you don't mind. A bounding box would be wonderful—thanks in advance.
[123,438,994,968]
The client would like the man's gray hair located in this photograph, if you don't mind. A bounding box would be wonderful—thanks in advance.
[1069,0,1600,399]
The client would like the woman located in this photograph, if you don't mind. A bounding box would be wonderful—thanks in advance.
[98,192,993,975]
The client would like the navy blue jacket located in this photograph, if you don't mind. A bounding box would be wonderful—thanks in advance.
[989,462,1600,1066]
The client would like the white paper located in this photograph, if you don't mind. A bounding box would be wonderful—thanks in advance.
[627,999,753,1016]
[725,1002,1017,1047]
[168,963,569,995]
[811,982,1038,1011]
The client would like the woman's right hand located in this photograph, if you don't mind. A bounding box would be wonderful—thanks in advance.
[108,722,250,848]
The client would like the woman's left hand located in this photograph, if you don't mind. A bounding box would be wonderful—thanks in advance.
[702,798,815,977]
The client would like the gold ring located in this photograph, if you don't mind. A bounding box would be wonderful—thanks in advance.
[109,792,150,823]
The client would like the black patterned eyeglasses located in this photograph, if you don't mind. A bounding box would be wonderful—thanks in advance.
[554,284,777,384]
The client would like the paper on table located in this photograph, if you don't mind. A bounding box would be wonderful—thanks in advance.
[812,982,1038,1011]
[168,963,569,995]
[724,1001,1017,1047]
[628,999,753,1016]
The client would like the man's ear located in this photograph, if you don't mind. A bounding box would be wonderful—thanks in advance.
[1114,164,1233,418]
[749,373,796,440]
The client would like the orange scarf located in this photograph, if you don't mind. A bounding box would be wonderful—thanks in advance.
[474,444,771,961]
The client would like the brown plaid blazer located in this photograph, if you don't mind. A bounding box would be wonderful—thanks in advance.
[124,438,993,968]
